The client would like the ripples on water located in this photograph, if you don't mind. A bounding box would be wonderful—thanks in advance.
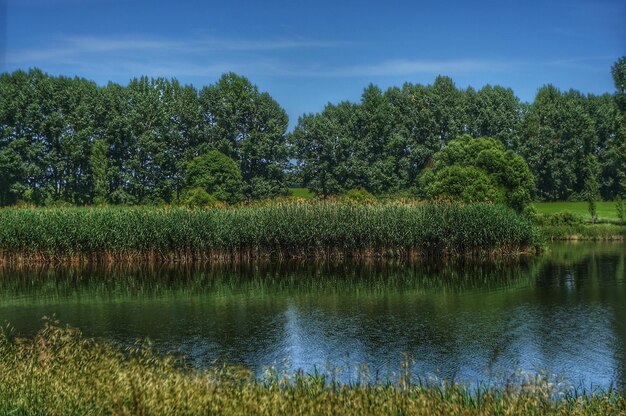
[0,242,624,389]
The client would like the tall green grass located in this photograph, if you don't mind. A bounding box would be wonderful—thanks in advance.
[0,202,542,263]
[0,322,622,415]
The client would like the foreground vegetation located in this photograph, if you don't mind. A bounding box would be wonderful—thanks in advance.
[0,322,622,416]
[0,202,541,263]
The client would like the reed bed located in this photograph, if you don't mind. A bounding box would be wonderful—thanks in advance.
[0,202,542,263]
[0,321,622,416]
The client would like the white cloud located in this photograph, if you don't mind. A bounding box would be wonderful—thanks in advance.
[9,33,599,81]
[5,34,350,65]
[311,59,510,77]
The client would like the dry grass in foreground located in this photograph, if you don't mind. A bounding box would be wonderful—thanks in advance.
[0,320,623,416]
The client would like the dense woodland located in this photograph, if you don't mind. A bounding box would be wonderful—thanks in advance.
[0,58,625,206]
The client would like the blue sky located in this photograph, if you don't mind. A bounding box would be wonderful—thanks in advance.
[0,0,624,129]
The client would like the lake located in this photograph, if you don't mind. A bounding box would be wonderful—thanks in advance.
[1,242,624,389]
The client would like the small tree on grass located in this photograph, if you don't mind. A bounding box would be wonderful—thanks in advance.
[583,154,600,223]
[616,195,625,224]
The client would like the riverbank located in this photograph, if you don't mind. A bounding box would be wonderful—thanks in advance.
[0,202,541,264]
[0,322,622,416]
[540,224,626,241]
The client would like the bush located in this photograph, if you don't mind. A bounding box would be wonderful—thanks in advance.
[535,210,584,226]
[419,135,535,211]
[344,188,376,204]
[182,187,220,208]
[185,150,243,204]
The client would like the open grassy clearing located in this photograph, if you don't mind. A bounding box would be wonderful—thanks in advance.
[533,201,621,221]
[288,187,316,199]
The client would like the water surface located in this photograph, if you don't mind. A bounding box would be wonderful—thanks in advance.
[1,242,624,388]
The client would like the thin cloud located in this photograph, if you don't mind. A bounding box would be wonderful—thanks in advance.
[5,34,350,64]
[312,59,510,77]
[6,32,566,81]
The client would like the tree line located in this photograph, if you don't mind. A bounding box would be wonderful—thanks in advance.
[0,58,624,206]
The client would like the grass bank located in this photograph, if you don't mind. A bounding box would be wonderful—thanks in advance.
[0,202,541,263]
[0,322,622,416]
[541,224,626,241]
[533,201,621,222]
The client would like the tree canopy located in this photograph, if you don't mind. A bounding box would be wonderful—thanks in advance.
[0,58,624,206]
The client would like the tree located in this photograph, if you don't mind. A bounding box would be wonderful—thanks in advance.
[184,150,243,204]
[583,154,600,222]
[289,102,358,197]
[584,93,623,199]
[612,56,626,111]
[419,135,535,210]
[199,73,289,199]
[90,139,108,205]
[518,85,598,200]
[610,57,626,197]
[464,85,522,148]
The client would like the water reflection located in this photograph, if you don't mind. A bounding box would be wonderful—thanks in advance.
[0,242,624,388]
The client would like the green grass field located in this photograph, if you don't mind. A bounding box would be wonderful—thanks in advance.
[533,201,621,221]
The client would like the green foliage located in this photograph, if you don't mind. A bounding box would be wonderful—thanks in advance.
[1,61,625,206]
[612,56,626,111]
[0,203,541,261]
[616,196,625,224]
[420,165,504,204]
[583,154,601,222]
[185,150,243,204]
[90,139,109,205]
[535,211,584,227]
[0,70,288,206]
[419,135,534,211]
[181,187,219,208]
[344,188,377,203]
[199,73,289,199]
[587,199,597,223]
[289,102,358,197]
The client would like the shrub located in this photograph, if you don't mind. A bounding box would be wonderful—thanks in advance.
[182,187,220,208]
[185,150,244,204]
[535,210,584,226]
[344,188,376,204]
[419,135,535,211]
